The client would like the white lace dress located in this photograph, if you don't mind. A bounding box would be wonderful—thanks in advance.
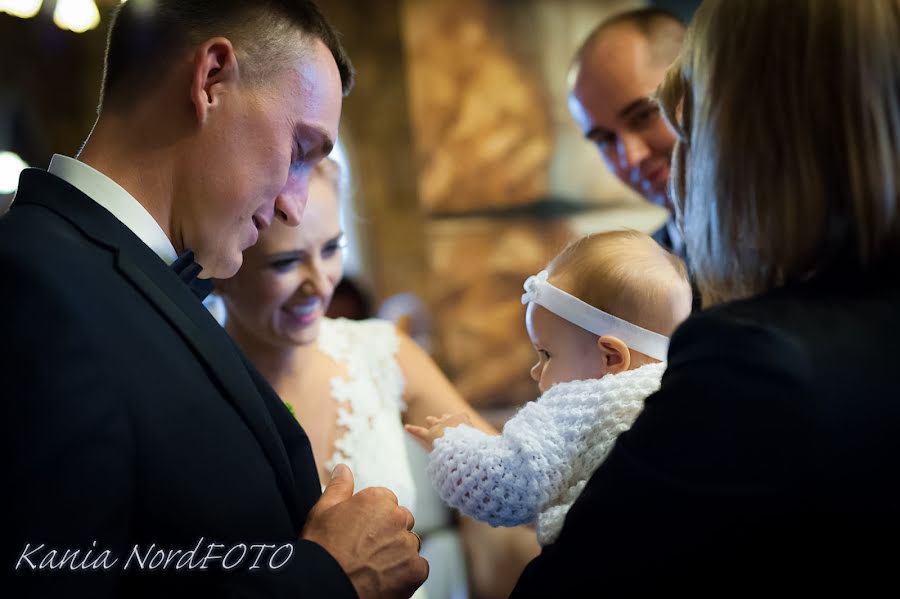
[317,317,418,513]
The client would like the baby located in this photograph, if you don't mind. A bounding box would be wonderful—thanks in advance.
[406,230,692,545]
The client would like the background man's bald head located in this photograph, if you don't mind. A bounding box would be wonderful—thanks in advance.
[566,8,685,208]
[571,8,685,79]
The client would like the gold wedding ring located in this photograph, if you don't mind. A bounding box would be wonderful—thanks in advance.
[410,530,422,552]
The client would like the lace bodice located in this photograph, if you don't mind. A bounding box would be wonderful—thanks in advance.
[317,318,417,513]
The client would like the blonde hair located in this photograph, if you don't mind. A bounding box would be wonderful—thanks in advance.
[547,230,691,337]
[658,0,900,306]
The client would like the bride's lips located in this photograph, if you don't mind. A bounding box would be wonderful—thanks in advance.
[283,297,323,326]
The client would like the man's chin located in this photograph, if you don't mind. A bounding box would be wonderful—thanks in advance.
[204,254,242,280]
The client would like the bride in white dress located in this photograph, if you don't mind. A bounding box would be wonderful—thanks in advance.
[213,159,500,595]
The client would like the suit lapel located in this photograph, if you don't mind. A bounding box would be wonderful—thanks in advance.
[13,169,305,530]
[115,255,304,530]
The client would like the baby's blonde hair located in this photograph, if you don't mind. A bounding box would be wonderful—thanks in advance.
[546,230,691,337]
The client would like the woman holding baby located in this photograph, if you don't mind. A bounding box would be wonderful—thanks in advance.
[504,0,900,595]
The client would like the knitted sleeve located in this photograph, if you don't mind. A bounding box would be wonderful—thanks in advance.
[426,363,666,529]
[428,404,559,526]
[426,381,597,527]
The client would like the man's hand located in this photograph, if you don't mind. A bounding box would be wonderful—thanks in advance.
[302,464,428,599]
[405,413,473,452]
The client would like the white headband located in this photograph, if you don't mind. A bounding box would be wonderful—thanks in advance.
[521,270,669,361]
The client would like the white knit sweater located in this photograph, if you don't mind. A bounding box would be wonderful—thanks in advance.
[427,362,665,545]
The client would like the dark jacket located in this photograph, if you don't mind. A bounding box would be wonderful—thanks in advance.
[2,169,356,598]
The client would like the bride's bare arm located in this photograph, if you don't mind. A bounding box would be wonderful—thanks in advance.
[394,330,497,436]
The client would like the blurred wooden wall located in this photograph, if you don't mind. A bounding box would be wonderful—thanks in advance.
[323,0,656,408]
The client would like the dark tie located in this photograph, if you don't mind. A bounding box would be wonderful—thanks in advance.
[170,250,214,301]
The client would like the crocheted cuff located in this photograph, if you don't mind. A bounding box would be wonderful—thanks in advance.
[427,423,549,527]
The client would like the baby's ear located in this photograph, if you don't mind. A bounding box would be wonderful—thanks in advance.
[597,335,631,374]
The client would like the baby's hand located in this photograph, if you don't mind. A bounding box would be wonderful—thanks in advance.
[405,413,473,452]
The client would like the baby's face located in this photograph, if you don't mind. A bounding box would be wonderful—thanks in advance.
[525,303,610,393]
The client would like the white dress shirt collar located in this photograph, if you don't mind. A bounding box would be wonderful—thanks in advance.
[48,154,178,265]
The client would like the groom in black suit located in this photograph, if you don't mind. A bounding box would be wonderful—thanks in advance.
[2,2,426,598]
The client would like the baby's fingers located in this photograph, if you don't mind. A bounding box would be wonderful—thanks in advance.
[405,424,430,439]
[404,424,435,452]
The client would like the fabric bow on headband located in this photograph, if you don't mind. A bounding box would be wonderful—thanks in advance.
[521,270,550,305]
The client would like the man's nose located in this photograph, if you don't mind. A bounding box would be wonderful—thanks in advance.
[274,180,309,227]
[618,133,651,170]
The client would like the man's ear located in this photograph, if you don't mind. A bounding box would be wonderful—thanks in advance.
[597,335,631,374]
[190,37,240,124]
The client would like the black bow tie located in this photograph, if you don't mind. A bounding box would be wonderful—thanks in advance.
[171,250,214,301]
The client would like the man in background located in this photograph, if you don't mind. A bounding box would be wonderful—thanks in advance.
[568,8,686,256]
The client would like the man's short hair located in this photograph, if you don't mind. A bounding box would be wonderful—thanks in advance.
[572,7,685,75]
[100,0,354,112]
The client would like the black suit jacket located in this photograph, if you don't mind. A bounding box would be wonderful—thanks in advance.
[2,169,357,598]
[511,263,900,596]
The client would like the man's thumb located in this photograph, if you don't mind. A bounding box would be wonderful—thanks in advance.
[317,464,354,512]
